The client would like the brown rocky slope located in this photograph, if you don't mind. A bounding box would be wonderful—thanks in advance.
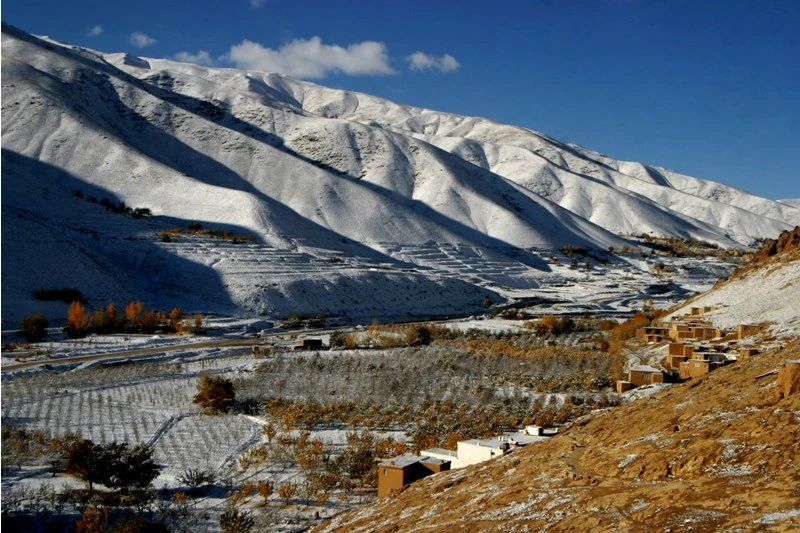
[317,231,800,532]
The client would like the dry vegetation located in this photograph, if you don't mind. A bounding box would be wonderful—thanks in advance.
[159,221,256,244]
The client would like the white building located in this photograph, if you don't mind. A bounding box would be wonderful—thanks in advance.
[422,426,556,469]
[455,437,511,467]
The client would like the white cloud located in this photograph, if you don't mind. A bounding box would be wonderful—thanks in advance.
[174,50,214,66]
[407,52,460,73]
[226,36,396,78]
[250,0,266,8]
[88,25,103,37]
[129,32,156,49]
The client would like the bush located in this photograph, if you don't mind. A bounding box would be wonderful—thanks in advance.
[92,304,119,334]
[219,505,255,533]
[193,375,235,414]
[177,467,215,494]
[20,314,48,342]
[329,331,346,348]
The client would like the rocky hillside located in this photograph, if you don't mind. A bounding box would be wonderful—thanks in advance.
[670,226,800,337]
[318,232,800,532]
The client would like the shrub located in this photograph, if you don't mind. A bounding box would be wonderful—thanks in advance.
[191,313,205,334]
[403,326,432,346]
[277,481,297,504]
[343,333,358,350]
[20,314,48,342]
[159,232,172,242]
[193,375,235,414]
[283,312,304,328]
[329,331,346,348]
[177,467,215,494]
[219,504,254,533]
[257,480,273,504]
[91,304,118,334]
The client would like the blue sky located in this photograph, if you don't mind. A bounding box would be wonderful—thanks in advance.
[3,0,799,199]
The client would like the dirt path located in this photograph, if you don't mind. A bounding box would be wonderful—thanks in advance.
[563,438,604,483]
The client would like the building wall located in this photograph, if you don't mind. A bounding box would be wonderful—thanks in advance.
[668,354,688,370]
[679,360,719,379]
[616,380,634,393]
[457,442,506,467]
[738,324,764,339]
[669,343,685,356]
[629,370,663,387]
[378,466,408,498]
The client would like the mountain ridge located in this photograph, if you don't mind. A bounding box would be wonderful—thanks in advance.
[2,23,798,327]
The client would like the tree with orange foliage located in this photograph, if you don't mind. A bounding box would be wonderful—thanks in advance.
[169,307,184,332]
[66,301,88,338]
[125,301,145,329]
[277,481,297,504]
[91,303,117,334]
[257,479,273,505]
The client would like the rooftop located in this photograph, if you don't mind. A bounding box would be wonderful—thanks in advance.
[379,454,450,468]
[630,365,662,373]
[379,454,426,468]
[421,448,458,458]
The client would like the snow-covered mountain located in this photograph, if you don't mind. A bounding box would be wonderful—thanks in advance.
[2,24,798,327]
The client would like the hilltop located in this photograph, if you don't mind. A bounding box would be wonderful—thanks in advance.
[317,230,800,531]
[3,23,799,328]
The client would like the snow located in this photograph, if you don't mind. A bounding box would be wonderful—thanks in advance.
[672,259,800,337]
[2,23,797,331]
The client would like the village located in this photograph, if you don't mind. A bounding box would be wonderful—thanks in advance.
[374,306,773,498]
[620,306,764,391]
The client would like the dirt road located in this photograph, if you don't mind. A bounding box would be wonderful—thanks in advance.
[1,330,332,373]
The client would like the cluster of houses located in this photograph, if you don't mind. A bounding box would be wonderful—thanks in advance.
[377,425,557,497]
[618,306,764,392]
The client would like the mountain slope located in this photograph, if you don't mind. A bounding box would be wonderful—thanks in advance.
[317,231,800,532]
[2,23,798,327]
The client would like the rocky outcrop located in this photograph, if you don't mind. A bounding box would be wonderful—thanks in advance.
[751,226,800,264]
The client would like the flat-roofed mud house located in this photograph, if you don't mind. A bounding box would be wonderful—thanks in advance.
[377,455,450,498]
